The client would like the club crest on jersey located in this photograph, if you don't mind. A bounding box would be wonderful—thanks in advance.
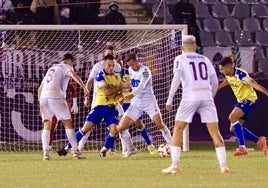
[142,69,149,78]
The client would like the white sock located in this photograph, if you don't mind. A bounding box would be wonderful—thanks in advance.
[170,146,181,167]
[120,129,135,152]
[78,131,91,151]
[160,125,172,145]
[42,129,50,153]
[215,146,227,168]
[65,129,78,152]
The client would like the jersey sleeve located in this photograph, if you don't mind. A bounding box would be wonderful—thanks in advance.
[237,69,252,84]
[63,65,73,77]
[95,72,106,88]
[89,64,98,79]
[173,56,182,74]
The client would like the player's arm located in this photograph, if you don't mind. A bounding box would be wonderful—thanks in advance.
[211,74,218,98]
[166,71,181,111]
[97,73,130,96]
[84,65,98,107]
[38,82,44,101]
[68,70,89,97]
[101,82,130,96]
[249,79,268,96]
[68,81,79,114]
[217,79,229,91]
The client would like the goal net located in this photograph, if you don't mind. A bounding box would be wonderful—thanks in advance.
[0,25,187,152]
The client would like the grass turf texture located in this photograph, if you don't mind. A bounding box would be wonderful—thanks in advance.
[0,142,267,188]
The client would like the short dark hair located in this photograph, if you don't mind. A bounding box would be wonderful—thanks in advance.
[103,54,114,61]
[126,53,137,62]
[218,57,233,66]
[52,61,59,65]
[105,45,114,51]
[62,53,74,61]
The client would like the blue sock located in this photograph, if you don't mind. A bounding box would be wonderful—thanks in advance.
[233,123,245,146]
[242,127,259,143]
[106,130,115,151]
[104,133,115,149]
[67,129,85,149]
[139,127,151,146]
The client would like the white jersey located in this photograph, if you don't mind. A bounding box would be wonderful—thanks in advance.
[129,64,155,100]
[89,60,121,106]
[40,63,73,99]
[174,52,216,101]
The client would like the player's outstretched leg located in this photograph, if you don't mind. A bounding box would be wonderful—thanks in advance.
[100,124,118,158]
[153,114,172,146]
[78,131,91,152]
[119,129,137,157]
[136,121,156,154]
[57,129,85,156]
[242,127,267,156]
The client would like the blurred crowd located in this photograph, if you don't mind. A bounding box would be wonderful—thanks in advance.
[0,0,126,25]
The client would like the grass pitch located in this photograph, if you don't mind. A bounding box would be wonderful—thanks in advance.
[0,142,267,188]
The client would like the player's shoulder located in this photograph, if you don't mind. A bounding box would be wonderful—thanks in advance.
[58,63,73,72]
[235,68,249,79]
[95,70,106,81]
[93,62,102,70]
[114,61,122,72]
[140,65,150,78]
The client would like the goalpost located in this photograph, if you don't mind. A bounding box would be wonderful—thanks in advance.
[0,25,189,152]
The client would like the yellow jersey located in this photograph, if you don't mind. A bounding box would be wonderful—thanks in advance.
[225,68,257,103]
[93,69,123,107]
[121,68,132,103]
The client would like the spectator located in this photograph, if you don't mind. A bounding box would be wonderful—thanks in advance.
[30,0,60,24]
[69,0,99,24]
[171,0,201,47]
[11,0,32,24]
[0,9,12,24]
[104,2,126,25]
[0,0,14,18]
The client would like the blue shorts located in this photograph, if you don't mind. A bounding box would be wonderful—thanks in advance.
[123,103,142,120]
[86,105,119,126]
[235,100,257,120]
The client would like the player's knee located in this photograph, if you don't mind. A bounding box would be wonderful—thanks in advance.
[135,121,144,130]
[82,122,94,133]
[228,114,237,123]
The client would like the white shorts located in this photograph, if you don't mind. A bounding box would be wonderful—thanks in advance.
[124,100,161,121]
[176,100,218,123]
[40,98,71,122]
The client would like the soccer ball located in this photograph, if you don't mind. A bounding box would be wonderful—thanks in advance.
[157,144,171,157]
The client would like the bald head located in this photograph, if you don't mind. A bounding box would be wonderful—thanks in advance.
[182,35,197,52]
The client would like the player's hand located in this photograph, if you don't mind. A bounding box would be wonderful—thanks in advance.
[114,93,123,102]
[71,98,79,114]
[166,105,172,111]
[123,94,134,102]
[122,82,131,89]
[84,97,90,108]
